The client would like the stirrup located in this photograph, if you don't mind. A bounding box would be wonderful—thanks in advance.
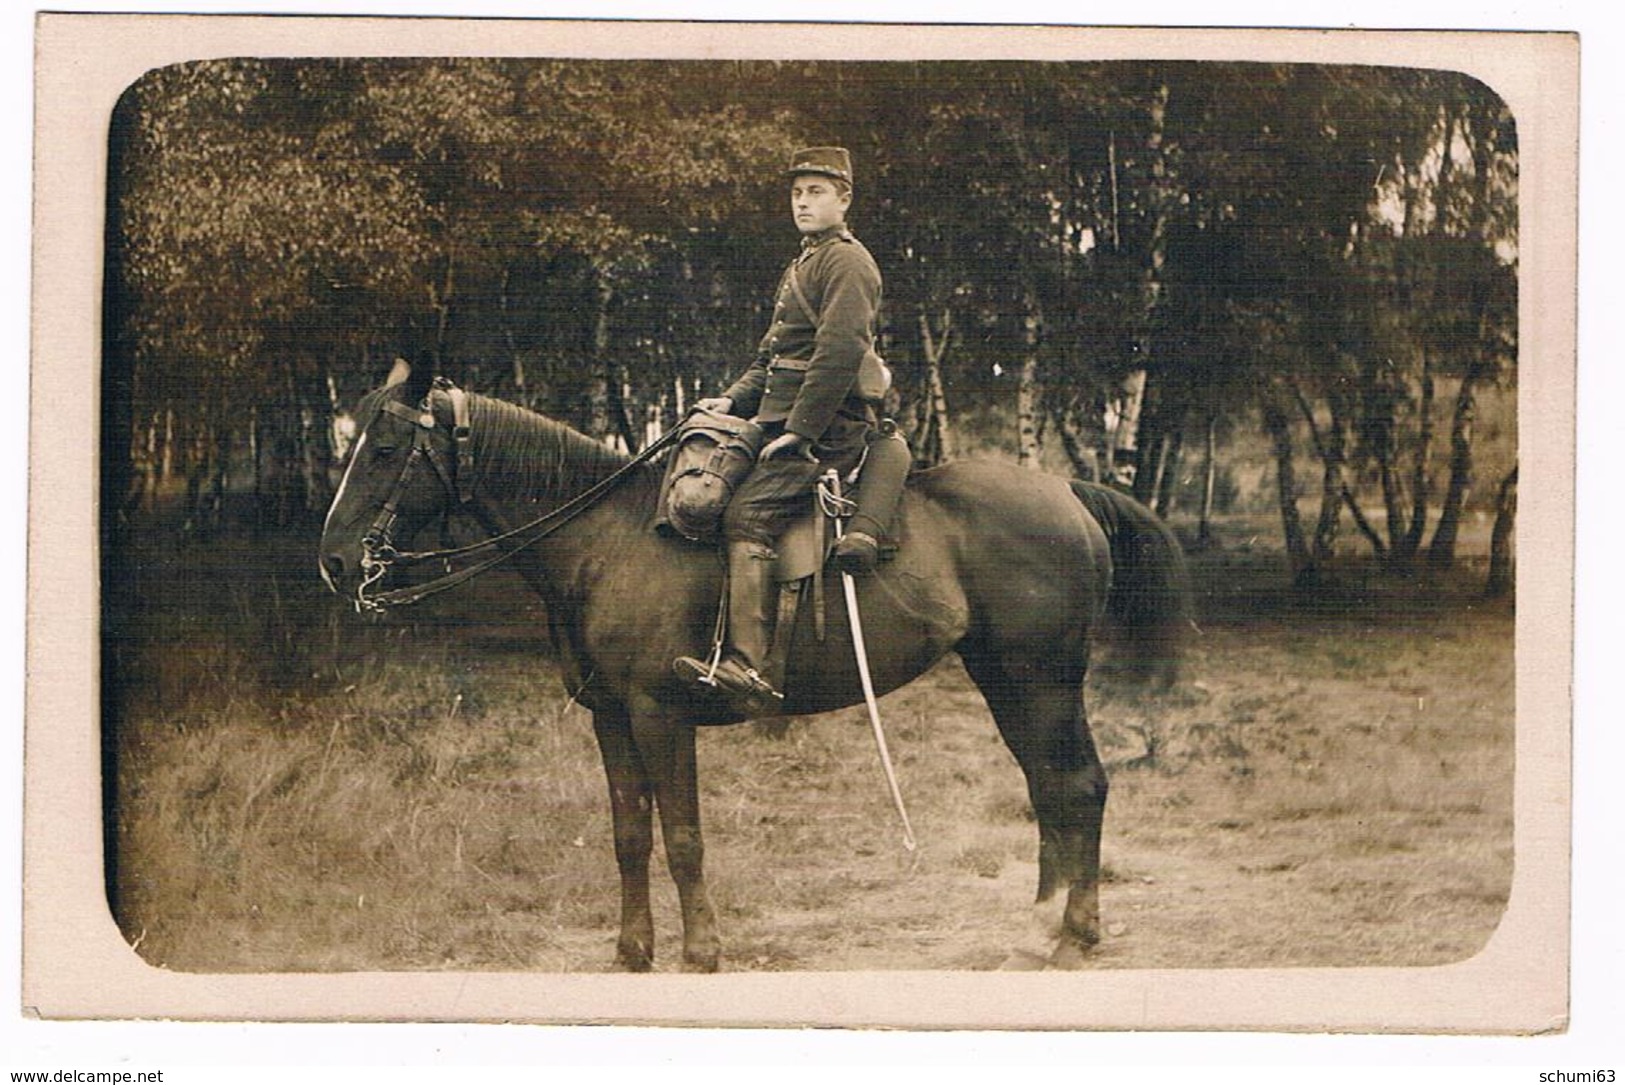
[674,654,784,704]
[674,654,721,688]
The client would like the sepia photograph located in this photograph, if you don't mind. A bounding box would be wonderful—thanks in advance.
[22,9,1586,1043]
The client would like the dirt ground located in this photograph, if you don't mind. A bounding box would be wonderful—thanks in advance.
[110,529,1514,975]
[511,593,1510,974]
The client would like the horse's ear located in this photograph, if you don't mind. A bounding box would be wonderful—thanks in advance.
[386,356,434,404]
[385,357,412,389]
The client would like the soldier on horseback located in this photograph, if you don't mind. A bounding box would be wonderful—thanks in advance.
[672,146,888,711]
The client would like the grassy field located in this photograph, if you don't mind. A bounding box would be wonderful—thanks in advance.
[106,512,1514,973]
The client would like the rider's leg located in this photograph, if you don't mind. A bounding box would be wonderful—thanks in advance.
[672,537,783,705]
[674,417,869,709]
[673,449,821,708]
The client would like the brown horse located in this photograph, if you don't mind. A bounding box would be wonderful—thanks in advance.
[318,361,1189,971]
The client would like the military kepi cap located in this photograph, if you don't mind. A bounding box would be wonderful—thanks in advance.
[786,146,853,186]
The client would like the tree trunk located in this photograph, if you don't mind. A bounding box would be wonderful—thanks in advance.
[1485,463,1517,597]
[1016,294,1042,468]
[1371,375,1410,565]
[499,265,529,404]
[1143,82,1172,315]
[1429,367,1481,569]
[1131,385,1165,507]
[1401,351,1434,559]
[595,269,639,454]
[160,407,175,488]
[250,405,265,532]
[1052,394,1103,483]
[1261,390,1313,585]
[182,420,214,537]
[1198,413,1218,547]
[1414,106,1473,568]
[916,308,955,465]
[1107,129,1122,253]
[271,418,296,529]
[1153,430,1183,516]
[1294,387,1344,562]
[298,403,329,514]
[584,273,616,443]
[211,424,230,527]
[138,410,160,513]
[1129,81,1173,501]
[427,258,456,378]
[608,366,641,453]
[1341,484,1388,559]
[1431,99,1506,571]
[1135,430,1161,508]
[1105,369,1146,485]
[1313,441,1341,562]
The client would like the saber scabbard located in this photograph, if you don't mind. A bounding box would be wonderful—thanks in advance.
[824,470,917,853]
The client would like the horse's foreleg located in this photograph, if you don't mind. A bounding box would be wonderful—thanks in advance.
[591,705,656,972]
[630,706,721,973]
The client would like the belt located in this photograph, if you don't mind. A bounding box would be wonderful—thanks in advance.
[768,356,812,372]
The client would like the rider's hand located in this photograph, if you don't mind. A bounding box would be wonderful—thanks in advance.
[760,432,817,463]
[695,396,734,415]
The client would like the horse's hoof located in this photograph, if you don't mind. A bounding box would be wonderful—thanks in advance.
[1047,938,1093,970]
[997,948,1051,971]
[681,952,720,974]
[614,947,654,973]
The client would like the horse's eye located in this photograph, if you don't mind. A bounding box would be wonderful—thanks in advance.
[373,443,398,458]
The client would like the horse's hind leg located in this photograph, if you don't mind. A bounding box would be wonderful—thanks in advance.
[963,651,1107,968]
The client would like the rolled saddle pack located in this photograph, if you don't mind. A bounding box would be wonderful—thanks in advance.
[843,421,911,549]
[657,406,766,542]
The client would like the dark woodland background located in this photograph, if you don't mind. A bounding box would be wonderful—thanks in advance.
[101,59,1516,585]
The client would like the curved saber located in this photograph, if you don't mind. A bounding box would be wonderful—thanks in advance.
[828,472,917,853]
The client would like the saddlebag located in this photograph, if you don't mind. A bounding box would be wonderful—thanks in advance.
[657,407,765,542]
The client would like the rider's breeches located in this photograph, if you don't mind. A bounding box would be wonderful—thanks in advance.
[721,417,869,548]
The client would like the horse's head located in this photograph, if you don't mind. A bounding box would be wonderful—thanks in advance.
[319,358,465,608]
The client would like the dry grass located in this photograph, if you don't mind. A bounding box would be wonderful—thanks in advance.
[107,517,1514,973]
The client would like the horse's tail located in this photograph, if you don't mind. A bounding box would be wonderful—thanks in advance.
[1069,480,1192,688]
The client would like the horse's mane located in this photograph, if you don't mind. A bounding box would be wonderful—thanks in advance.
[463,392,653,509]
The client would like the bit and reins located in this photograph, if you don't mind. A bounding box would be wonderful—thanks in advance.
[355,378,678,613]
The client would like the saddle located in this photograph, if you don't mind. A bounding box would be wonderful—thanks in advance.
[757,429,908,696]
[656,408,909,564]
[657,413,913,698]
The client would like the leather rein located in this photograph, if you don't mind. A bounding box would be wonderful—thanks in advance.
[354,378,678,613]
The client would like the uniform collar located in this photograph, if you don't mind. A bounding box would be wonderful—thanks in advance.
[799,226,851,251]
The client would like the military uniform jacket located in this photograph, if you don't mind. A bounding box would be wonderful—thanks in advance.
[723,227,883,441]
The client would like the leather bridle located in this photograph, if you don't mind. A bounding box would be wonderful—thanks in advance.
[351,378,678,613]
[354,379,472,609]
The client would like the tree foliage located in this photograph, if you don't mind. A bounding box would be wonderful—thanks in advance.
[105,59,1517,580]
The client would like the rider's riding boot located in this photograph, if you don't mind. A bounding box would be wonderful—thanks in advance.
[674,540,785,714]
[831,529,881,575]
